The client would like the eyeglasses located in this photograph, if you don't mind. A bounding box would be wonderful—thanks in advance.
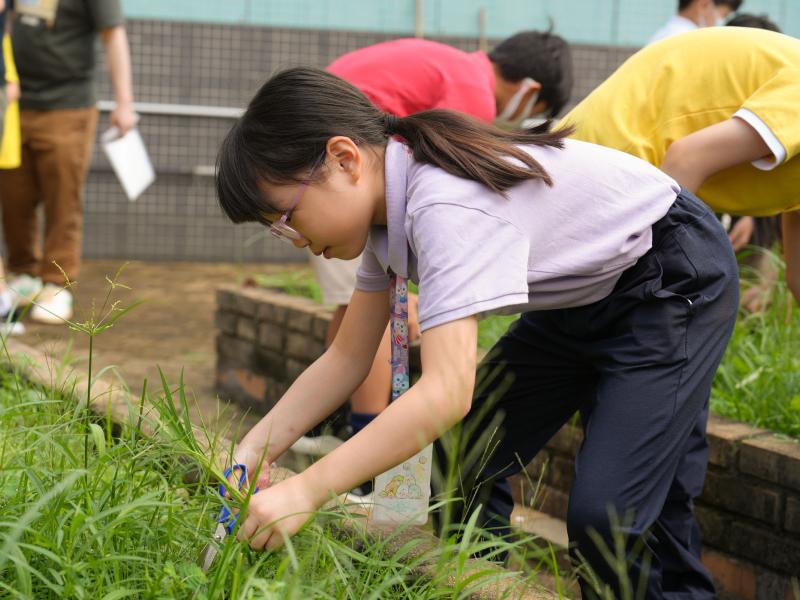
[268,156,323,244]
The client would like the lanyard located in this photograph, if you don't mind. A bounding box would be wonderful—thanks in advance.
[389,272,409,400]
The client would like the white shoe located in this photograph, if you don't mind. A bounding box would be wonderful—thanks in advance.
[7,274,43,306]
[30,284,73,324]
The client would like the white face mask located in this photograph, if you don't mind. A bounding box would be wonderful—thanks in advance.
[495,78,540,127]
[699,7,723,27]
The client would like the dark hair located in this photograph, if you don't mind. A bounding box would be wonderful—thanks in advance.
[488,30,574,117]
[726,12,780,31]
[216,67,572,225]
[680,0,742,13]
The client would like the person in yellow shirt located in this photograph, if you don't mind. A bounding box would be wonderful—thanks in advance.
[560,25,797,597]
[561,26,800,309]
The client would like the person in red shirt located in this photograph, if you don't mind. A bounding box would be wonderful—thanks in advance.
[305,32,573,494]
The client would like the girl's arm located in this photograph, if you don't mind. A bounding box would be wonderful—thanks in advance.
[238,315,479,550]
[233,288,390,481]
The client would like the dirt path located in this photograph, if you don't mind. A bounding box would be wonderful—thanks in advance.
[15,259,299,438]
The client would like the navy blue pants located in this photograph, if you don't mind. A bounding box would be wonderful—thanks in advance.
[435,192,738,599]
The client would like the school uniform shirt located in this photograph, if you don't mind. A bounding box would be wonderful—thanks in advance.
[355,138,680,332]
[560,27,800,217]
[327,38,497,122]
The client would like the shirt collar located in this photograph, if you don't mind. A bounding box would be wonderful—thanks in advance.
[384,138,411,277]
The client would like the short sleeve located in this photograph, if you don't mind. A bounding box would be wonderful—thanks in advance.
[410,203,530,331]
[433,84,496,123]
[355,238,390,292]
[739,68,800,167]
[88,0,124,31]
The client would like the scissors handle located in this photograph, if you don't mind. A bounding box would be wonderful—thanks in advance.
[217,464,261,534]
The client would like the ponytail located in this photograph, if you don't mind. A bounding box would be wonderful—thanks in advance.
[386,110,570,194]
[217,67,571,224]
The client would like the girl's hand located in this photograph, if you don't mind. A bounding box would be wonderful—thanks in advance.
[227,445,271,494]
[236,473,320,550]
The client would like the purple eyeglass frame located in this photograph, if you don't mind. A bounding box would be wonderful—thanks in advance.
[269,154,325,244]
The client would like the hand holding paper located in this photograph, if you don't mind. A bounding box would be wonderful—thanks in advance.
[101,126,156,201]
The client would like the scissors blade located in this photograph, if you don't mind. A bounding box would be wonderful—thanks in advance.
[199,522,229,573]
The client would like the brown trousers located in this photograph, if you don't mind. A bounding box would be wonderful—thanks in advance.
[0,106,98,283]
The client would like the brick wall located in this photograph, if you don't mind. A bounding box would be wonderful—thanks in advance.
[510,420,800,599]
[214,285,800,599]
[215,284,331,412]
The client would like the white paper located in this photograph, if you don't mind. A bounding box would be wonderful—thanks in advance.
[101,127,156,201]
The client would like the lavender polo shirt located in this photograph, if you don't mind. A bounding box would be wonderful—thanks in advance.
[356,139,680,332]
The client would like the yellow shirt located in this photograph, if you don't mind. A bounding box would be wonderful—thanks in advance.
[560,27,800,216]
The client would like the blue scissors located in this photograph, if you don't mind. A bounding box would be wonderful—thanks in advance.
[199,464,261,572]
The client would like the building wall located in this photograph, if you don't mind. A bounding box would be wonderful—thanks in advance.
[85,19,637,262]
[120,0,800,46]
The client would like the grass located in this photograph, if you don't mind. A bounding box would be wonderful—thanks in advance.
[0,266,712,599]
[255,255,800,439]
[0,364,565,599]
[710,249,800,437]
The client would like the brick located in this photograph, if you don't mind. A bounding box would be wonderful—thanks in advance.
[702,549,757,600]
[312,316,331,342]
[216,287,238,311]
[701,470,782,526]
[695,505,730,549]
[215,367,267,411]
[726,520,800,575]
[235,317,257,341]
[785,496,800,534]
[546,424,583,456]
[217,334,255,369]
[258,323,284,353]
[740,435,800,492]
[286,309,314,334]
[286,358,309,381]
[757,571,795,600]
[257,302,288,325]
[537,484,569,521]
[214,310,238,335]
[262,377,286,411]
[546,455,575,493]
[286,332,324,361]
[511,453,550,506]
[235,293,258,317]
[523,451,550,482]
[707,415,768,469]
[254,348,286,381]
